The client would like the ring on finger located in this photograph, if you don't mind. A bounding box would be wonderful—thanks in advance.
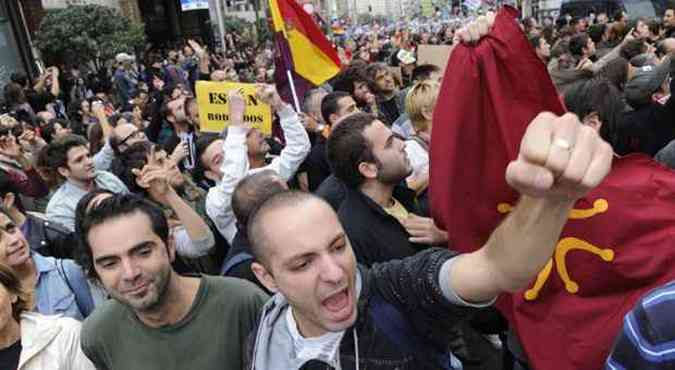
[553,138,573,151]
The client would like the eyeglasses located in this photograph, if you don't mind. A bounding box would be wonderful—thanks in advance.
[119,129,145,147]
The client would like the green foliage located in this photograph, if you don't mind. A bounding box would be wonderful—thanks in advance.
[35,4,145,67]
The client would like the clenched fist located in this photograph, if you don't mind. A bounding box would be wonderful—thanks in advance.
[506,112,613,202]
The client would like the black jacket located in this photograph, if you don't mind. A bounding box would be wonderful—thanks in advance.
[23,214,76,259]
[314,174,347,212]
[338,186,427,267]
[245,248,480,370]
[223,229,270,295]
[617,61,675,156]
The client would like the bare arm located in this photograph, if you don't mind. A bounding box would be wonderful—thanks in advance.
[449,113,613,303]
[50,67,61,97]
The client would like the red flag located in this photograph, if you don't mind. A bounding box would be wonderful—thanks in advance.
[269,0,341,107]
[431,6,675,369]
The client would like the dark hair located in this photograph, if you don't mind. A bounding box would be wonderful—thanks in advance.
[332,62,369,96]
[42,119,70,144]
[0,170,18,199]
[75,193,169,280]
[232,170,286,228]
[3,82,25,107]
[588,24,607,43]
[365,62,389,88]
[192,133,222,184]
[411,64,441,82]
[326,112,379,188]
[110,141,152,195]
[529,35,542,50]
[597,57,629,91]
[247,190,324,267]
[42,134,89,175]
[74,189,115,247]
[564,78,626,150]
[87,122,104,156]
[569,34,590,57]
[321,91,351,126]
[620,39,647,60]
[0,263,31,322]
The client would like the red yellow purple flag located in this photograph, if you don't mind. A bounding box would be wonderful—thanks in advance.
[430,6,675,369]
[269,0,341,86]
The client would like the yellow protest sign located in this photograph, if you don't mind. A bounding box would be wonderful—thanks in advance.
[196,81,272,135]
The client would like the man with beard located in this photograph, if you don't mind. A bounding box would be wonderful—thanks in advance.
[365,63,405,125]
[44,135,128,231]
[326,113,447,266]
[77,194,268,370]
[244,109,613,369]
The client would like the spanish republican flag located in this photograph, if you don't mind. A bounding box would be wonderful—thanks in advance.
[269,0,341,104]
[431,6,675,370]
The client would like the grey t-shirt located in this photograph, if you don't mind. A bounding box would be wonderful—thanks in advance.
[81,275,268,370]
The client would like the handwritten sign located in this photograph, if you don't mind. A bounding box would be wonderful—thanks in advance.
[196,81,272,135]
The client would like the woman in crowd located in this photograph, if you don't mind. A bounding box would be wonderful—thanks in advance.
[0,263,95,369]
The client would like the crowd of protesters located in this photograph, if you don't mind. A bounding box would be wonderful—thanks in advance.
[0,2,673,369]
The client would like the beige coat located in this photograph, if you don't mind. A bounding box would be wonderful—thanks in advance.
[18,312,95,370]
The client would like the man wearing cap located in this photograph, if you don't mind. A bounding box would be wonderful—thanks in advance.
[113,53,138,112]
[622,54,674,156]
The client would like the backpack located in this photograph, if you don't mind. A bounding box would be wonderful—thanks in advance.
[220,252,254,276]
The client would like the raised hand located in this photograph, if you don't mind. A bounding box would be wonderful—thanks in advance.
[132,146,173,204]
[255,84,285,111]
[505,112,613,202]
[228,89,247,127]
[457,12,496,43]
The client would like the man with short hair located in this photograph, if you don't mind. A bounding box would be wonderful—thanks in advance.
[320,91,359,129]
[77,194,268,370]
[296,90,349,192]
[244,109,612,368]
[109,122,149,155]
[314,92,363,211]
[45,135,128,231]
[222,170,287,291]
[201,85,310,244]
[530,35,552,62]
[326,112,446,266]
[569,33,596,64]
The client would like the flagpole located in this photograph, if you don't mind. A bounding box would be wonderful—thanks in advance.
[286,69,302,112]
[215,0,226,52]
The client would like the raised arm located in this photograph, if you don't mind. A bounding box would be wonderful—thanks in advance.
[205,91,250,243]
[255,84,311,181]
[449,112,613,303]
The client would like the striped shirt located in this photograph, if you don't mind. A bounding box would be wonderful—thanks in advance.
[606,280,675,370]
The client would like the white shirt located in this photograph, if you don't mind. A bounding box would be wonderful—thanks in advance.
[205,104,311,244]
[286,308,345,366]
[404,139,429,179]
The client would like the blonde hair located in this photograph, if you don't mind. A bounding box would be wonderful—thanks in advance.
[405,80,439,133]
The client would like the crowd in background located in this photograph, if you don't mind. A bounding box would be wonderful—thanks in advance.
[0,3,673,369]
